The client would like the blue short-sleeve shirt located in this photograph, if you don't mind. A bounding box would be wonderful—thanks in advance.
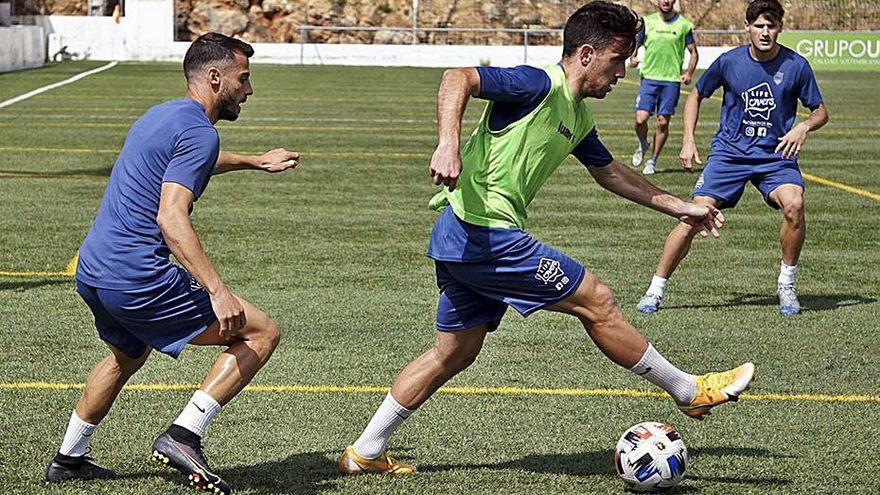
[696,45,823,160]
[76,98,219,290]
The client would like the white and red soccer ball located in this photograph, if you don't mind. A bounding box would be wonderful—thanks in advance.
[614,422,688,492]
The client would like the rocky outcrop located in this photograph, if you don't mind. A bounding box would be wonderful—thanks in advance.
[12,0,879,43]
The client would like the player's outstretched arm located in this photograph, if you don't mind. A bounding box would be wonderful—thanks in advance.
[214,148,300,174]
[430,68,480,191]
[775,103,829,159]
[679,89,704,172]
[157,182,246,339]
[588,160,724,237]
[681,42,698,85]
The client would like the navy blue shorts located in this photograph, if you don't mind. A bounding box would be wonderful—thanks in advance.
[76,265,217,359]
[693,154,804,209]
[433,238,586,332]
[635,78,681,116]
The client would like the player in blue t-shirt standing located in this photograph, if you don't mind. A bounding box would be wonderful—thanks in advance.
[44,33,299,494]
[637,0,828,316]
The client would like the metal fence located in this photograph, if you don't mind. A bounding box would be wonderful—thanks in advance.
[297,25,749,51]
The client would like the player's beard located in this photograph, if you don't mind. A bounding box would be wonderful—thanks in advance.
[217,87,241,122]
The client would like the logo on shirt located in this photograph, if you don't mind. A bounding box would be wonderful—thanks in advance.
[773,71,784,85]
[535,258,570,291]
[741,82,777,120]
[189,275,205,292]
[557,122,574,143]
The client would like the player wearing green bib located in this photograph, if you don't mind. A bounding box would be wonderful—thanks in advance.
[426,62,599,230]
[338,2,755,475]
[631,0,698,175]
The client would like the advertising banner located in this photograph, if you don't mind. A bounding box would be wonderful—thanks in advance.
[779,31,880,71]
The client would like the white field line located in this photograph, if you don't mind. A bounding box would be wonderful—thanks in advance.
[0,61,119,110]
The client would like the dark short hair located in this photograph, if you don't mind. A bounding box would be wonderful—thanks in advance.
[183,32,254,82]
[746,0,785,24]
[562,1,643,58]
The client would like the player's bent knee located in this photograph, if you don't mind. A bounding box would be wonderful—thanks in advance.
[267,320,281,349]
[781,197,804,220]
[446,351,478,373]
[566,275,620,324]
[108,347,150,377]
[432,341,480,373]
[589,282,620,323]
[255,319,281,352]
[674,220,702,237]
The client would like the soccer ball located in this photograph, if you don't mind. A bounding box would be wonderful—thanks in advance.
[614,422,688,492]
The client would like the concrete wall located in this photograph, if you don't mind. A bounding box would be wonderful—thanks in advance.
[0,26,45,73]
[43,0,175,62]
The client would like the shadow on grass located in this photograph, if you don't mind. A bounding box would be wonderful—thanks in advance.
[0,278,72,291]
[218,450,342,494]
[109,447,792,493]
[421,446,791,489]
[664,293,876,312]
[114,451,342,494]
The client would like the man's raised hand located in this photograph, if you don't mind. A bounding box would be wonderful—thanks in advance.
[258,148,299,173]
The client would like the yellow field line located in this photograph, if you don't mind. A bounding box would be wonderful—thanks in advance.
[802,172,880,201]
[0,122,433,132]
[0,270,71,277]
[0,251,78,278]
[2,381,878,404]
[0,146,426,159]
[0,171,100,179]
[64,251,78,275]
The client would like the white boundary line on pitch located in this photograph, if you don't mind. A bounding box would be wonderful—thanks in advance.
[0,61,119,110]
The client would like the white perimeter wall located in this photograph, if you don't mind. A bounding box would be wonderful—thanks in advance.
[39,0,729,69]
[0,26,45,72]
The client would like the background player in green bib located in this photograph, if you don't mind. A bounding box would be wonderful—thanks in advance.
[630,0,698,175]
[338,1,754,475]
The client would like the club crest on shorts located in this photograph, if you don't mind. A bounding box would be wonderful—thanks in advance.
[536,257,569,290]
[189,275,205,292]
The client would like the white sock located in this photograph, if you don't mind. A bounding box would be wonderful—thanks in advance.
[352,393,413,459]
[639,137,650,150]
[172,390,221,438]
[630,345,696,404]
[778,262,797,286]
[647,275,667,297]
[59,411,97,457]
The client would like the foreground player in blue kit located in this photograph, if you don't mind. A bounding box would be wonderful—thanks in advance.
[637,0,828,316]
[338,2,755,475]
[44,33,298,494]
